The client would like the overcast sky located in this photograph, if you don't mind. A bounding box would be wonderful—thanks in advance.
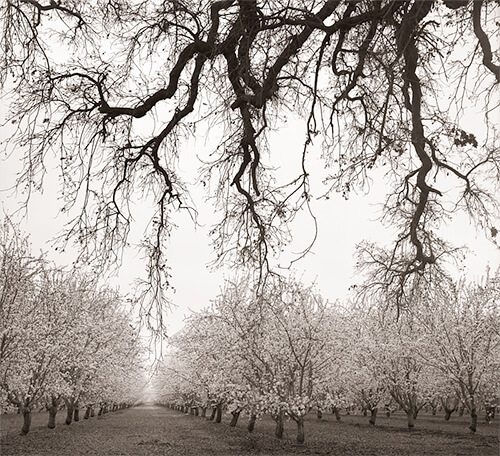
[1,98,498,336]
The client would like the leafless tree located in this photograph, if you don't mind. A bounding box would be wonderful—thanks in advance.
[1,1,499,326]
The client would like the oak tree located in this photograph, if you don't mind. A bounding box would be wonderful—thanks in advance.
[1,1,499,324]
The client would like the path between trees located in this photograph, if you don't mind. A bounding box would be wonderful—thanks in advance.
[1,405,270,456]
[1,405,499,456]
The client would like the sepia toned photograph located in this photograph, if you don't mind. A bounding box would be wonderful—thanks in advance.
[1,1,499,455]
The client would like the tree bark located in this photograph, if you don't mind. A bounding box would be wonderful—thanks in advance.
[317,409,323,419]
[21,408,32,435]
[406,410,415,429]
[369,407,378,425]
[215,403,223,423]
[229,410,240,427]
[469,407,478,432]
[275,411,284,439]
[332,406,341,421]
[47,405,58,429]
[84,406,91,419]
[208,407,216,420]
[65,404,74,425]
[296,416,305,443]
[247,414,257,433]
[73,403,80,422]
[200,406,207,418]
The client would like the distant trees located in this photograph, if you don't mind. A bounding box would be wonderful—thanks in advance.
[418,272,500,432]
[0,219,145,434]
[155,275,342,443]
[154,268,500,440]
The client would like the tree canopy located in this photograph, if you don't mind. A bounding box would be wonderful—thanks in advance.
[1,1,499,322]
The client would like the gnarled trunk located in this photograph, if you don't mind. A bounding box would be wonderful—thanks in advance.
[469,406,478,432]
[274,411,284,438]
[65,403,74,425]
[21,408,32,435]
[47,396,60,429]
[406,410,415,429]
[296,416,305,443]
[215,403,223,423]
[247,414,257,433]
[47,405,58,429]
[229,410,240,427]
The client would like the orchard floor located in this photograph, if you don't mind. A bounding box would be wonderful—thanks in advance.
[1,405,499,456]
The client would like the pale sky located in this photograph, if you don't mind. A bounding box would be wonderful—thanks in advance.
[1,98,498,336]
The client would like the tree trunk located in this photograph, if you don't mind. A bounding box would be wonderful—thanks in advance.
[229,410,240,427]
[469,407,478,432]
[21,408,32,435]
[47,405,58,429]
[406,410,415,429]
[332,406,341,421]
[458,404,465,416]
[275,411,284,439]
[215,403,223,423]
[200,407,207,418]
[90,407,95,417]
[317,409,323,419]
[84,406,91,419]
[73,404,80,422]
[208,407,216,420]
[65,404,74,425]
[444,409,453,421]
[369,407,378,425]
[296,416,305,444]
[247,414,257,433]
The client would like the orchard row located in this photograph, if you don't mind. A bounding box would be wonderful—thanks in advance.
[0,220,145,434]
[153,272,500,443]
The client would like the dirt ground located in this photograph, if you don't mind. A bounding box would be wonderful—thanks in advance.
[1,405,498,455]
